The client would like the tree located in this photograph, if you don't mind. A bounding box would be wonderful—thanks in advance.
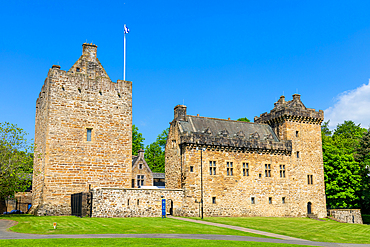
[354,128,370,213]
[144,128,169,173]
[323,121,365,209]
[132,125,145,156]
[0,122,33,211]
[237,117,250,122]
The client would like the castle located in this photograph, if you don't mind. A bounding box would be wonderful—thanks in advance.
[31,43,327,218]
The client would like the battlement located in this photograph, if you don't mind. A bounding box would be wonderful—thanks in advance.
[254,94,324,125]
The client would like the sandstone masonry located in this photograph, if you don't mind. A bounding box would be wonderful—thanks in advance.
[165,94,327,218]
[31,43,132,215]
[328,209,363,224]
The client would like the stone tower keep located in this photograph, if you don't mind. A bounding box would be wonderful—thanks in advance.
[255,94,326,217]
[31,43,132,215]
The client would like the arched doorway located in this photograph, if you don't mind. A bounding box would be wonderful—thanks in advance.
[170,200,174,215]
[307,202,312,214]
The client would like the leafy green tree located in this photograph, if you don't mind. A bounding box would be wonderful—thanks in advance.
[237,117,250,122]
[354,128,370,213]
[144,128,169,173]
[0,122,33,211]
[323,137,362,208]
[332,121,366,153]
[323,120,366,209]
[321,121,332,137]
[132,125,145,156]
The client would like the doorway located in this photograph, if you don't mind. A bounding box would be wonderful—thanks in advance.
[307,202,312,214]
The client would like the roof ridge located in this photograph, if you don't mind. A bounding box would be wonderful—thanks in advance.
[187,115,270,125]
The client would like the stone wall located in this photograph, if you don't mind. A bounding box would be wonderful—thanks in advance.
[91,187,184,217]
[31,43,132,216]
[328,209,363,224]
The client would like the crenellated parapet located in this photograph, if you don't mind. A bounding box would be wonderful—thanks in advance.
[254,94,324,125]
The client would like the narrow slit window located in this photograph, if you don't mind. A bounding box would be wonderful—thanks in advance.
[269,197,272,204]
[297,151,300,158]
[86,128,92,141]
[251,197,255,204]
[282,197,285,204]
[296,131,299,137]
[190,166,194,172]
[209,161,216,175]
[212,197,216,204]
[280,165,286,178]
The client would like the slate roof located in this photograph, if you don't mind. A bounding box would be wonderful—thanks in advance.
[178,116,279,142]
[132,155,138,165]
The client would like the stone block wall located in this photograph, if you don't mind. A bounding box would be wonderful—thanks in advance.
[91,187,184,217]
[328,209,363,224]
[31,43,133,216]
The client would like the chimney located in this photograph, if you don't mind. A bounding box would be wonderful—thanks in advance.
[82,43,98,62]
[138,149,145,158]
[292,94,301,101]
[174,105,187,121]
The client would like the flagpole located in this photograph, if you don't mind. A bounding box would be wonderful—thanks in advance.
[123,24,126,81]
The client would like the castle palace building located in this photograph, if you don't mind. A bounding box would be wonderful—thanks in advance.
[30,43,326,218]
[30,43,132,215]
[165,94,327,218]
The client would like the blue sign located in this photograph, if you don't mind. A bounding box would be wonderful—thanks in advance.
[162,199,166,218]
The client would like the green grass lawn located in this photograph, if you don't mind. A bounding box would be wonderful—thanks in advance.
[0,215,266,238]
[192,216,370,244]
[0,238,309,247]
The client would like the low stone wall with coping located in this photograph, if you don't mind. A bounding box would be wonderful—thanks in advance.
[91,187,184,217]
[328,209,363,224]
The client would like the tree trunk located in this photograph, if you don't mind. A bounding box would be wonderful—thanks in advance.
[0,197,7,213]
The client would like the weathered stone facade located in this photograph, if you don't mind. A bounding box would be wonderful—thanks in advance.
[91,187,184,217]
[31,43,132,216]
[165,94,327,218]
[132,149,153,188]
[328,209,363,224]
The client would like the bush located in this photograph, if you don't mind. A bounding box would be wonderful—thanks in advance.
[362,214,370,224]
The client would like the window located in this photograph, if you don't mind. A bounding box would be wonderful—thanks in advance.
[282,197,285,204]
[127,199,130,206]
[209,161,216,175]
[76,67,80,72]
[190,166,194,172]
[137,175,144,187]
[297,151,300,158]
[280,165,286,178]
[251,197,255,204]
[296,131,299,137]
[308,175,313,185]
[139,164,142,169]
[265,164,271,177]
[227,162,233,176]
[269,197,272,204]
[137,199,140,205]
[86,128,92,141]
[212,197,216,204]
[259,173,262,178]
[243,163,249,176]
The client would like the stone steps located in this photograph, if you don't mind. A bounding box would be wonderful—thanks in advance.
[307,214,325,221]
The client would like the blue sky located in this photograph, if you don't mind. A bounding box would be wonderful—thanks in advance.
[1,1,370,145]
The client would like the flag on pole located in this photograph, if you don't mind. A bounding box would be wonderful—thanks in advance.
[124,25,129,34]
